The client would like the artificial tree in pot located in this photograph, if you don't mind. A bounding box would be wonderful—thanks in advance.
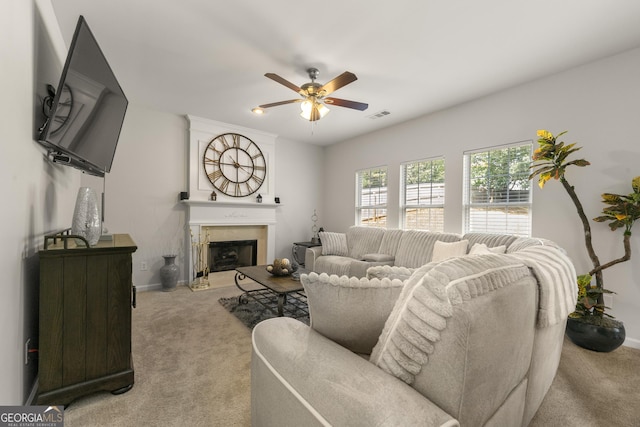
[529,130,640,352]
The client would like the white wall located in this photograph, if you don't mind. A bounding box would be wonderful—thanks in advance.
[1,0,81,404]
[273,137,325,258]
[82,106,189,289]
[324,48,640,348]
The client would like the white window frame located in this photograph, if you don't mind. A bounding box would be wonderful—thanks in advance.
[400,157,445,232]
[355,166,388,228]
[463,141,533,237]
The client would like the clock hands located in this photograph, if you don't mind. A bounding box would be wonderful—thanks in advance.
[223,154,254,174]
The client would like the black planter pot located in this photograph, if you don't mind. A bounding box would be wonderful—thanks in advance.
[565,317,626,352]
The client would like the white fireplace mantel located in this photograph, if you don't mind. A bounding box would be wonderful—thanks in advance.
[184,200,278,227]
[184,200,277,282]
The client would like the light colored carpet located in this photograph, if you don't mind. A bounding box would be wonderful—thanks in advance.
[63,282,640,426]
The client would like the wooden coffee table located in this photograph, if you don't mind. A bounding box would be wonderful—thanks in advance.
[234,265,308,318]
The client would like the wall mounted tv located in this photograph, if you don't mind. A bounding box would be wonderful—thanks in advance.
[38,15,128,177]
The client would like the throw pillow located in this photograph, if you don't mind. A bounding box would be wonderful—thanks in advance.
[301,272,404,355]
[431,239,469,262]
[468,243,507,255]
[320,231,348,256]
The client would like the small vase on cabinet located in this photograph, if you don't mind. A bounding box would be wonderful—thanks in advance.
[160,255,179,292]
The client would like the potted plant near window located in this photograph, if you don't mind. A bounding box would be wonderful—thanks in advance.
[530,129,640,352]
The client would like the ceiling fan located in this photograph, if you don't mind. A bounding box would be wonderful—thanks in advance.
[259,68,368,121]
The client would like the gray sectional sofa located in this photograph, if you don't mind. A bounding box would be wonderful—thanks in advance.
[251,228,578,426]
[306,226,535,278]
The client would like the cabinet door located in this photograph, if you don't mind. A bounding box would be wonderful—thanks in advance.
[106,252,132,373]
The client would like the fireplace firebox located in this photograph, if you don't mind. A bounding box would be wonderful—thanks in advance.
[209,240,257,272]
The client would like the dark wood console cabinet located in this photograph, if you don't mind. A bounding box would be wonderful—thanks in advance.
[37,234,137,406]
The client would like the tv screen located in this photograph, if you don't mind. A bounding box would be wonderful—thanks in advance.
[39,15,127,176]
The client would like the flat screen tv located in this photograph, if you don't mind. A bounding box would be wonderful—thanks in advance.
[38,15,127,177]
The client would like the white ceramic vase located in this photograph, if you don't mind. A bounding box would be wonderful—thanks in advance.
[71,187,101,246]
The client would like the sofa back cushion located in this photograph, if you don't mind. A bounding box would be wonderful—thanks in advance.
[301,272,404,355]
[370,255,536,426]
[378,229,404,255]
[506,236,561,253]
[462,233,518,251]
[346,226,385,260]
[394,230,462,268]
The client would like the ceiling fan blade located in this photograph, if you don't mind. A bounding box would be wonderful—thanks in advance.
[265,73,302,93]
[259,99,303,108]
[320,72,357,96]
[324,97,368,111]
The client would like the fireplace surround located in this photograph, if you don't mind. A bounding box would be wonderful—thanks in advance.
[185,200,276,284]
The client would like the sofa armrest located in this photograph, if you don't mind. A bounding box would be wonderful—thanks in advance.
[305,246,323,271]
[252,317,459,427]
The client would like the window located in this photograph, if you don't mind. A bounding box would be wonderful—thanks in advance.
[401,157,445,231]
[463,142,532,236]
[356,167,387,227]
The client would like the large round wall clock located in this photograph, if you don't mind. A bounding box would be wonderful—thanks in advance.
[202,133,267,197]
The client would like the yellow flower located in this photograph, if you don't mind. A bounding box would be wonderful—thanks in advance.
[537,129,553,140]
[615,214,628,220]
[538,172,551,189]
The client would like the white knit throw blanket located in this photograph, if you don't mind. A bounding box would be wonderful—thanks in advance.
[506,245,578,328]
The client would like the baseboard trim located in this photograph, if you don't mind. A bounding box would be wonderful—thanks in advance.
[135,281,188,292]
[623,336,640,350]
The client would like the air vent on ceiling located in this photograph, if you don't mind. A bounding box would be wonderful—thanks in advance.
[367,110,391,119]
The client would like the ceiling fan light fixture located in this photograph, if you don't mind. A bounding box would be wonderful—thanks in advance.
[251,107,265,115]
[300,100,329,121]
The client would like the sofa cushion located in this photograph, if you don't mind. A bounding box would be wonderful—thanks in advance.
[378,229,404,255]
[506,236,560,253]
[319,231,348,256]
[301,272,404,355]
[370,255,536,425]
[469,243,507,255]
[463,233,518,251]
[367,265,416,282]
[362,253,395,263]
[394,230,462,268]
[370,255,532,383]
[431,239,469,262]
[346,226,385,259]
[314,255,352,277]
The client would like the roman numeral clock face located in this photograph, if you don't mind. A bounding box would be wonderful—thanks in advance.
[202,133,267,197]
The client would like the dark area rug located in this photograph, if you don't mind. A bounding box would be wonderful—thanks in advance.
[218,295,310,329]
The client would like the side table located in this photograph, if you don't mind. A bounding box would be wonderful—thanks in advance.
[292,241,321,267]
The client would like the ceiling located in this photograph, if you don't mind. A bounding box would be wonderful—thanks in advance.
[50,0,640,146]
